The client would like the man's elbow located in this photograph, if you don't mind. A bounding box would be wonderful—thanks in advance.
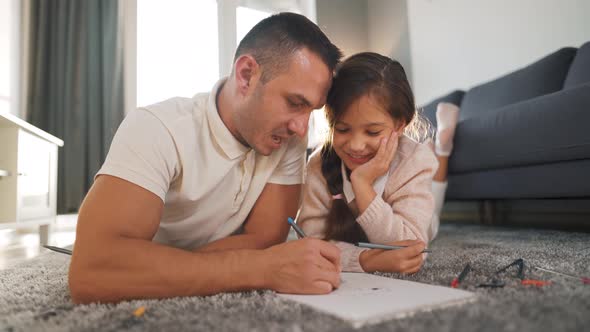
[68,261,107,304]
[68,266,93,304]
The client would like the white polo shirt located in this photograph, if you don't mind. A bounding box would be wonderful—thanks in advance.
[97,79,307,250]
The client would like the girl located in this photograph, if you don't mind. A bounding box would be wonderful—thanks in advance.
[297,52,453,274]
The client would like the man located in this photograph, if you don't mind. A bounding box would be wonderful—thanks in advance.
[69,13,344,304]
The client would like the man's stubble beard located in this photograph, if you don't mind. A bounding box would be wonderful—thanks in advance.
[235,85,266,152]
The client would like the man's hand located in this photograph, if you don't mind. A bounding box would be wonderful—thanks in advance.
[359,239,425,274]
[350,130,399,187]
[262,238,341,294]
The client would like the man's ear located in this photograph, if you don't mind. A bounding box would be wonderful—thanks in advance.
[233,55,260,96]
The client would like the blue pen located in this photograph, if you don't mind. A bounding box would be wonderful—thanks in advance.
[287,217,306,238]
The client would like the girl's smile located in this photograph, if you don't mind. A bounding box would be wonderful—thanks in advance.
[343,152,373,165]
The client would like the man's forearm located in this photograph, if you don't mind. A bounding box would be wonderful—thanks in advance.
[69,237,267,304]
[196,233,285,253]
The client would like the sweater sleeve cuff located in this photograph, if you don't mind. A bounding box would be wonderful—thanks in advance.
[356,195,393,233]
[333,241,369,273]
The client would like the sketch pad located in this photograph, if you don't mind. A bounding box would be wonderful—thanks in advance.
[278,272,476,328]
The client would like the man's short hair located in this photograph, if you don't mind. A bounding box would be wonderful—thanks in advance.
[234,12,342,83]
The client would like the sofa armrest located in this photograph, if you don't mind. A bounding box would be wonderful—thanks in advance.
[450,83,590,174]
[419,90,465,128]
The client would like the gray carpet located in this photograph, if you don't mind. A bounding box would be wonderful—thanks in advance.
[1,223,589,332]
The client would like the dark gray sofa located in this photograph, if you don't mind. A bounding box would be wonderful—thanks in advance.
[421,41,590,225]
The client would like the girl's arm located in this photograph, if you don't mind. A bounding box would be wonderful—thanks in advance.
[354,143,438,244]
[331,240,425,273]
[331,241,368,272]
[297,153,368,272]
[297,152,331,239]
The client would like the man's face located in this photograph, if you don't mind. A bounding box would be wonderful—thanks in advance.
[235,48,332,156]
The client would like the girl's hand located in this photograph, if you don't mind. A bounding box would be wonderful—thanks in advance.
[350,130,399,187]
[359,239,425,274]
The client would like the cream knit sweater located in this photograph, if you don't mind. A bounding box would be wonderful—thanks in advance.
[297,136,438,272]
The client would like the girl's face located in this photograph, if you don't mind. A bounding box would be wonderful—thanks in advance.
[332,94,399,171]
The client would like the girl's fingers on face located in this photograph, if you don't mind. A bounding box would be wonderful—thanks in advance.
[388,130,398,147]
[386,134,398,162]
[387,130,398,148]
[371,138,389,171]
[376,138,388,160]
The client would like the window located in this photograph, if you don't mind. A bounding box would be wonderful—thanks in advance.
[136,0,219,107]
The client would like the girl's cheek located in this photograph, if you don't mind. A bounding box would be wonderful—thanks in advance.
[332,133,345,146]
[331,136,346,153]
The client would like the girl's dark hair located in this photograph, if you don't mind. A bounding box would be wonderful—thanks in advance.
[320,52,428,243]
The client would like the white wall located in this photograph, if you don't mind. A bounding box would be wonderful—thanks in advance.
[367,0,412,85]
[0,0,20,116]
[316,0,368,57]
[407,0,590,105]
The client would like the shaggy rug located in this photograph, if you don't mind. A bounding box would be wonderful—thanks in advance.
[1,223,589,332]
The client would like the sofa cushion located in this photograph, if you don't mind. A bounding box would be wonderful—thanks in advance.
[446,159,590,199]
[449,83,590,173]
[419,90,464,129]
[564,41,590,89]
[460,47,578,121]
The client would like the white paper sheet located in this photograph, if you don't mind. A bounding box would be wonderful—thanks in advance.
[278,272,476,328]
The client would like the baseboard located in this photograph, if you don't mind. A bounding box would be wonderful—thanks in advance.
[441,199,590,232]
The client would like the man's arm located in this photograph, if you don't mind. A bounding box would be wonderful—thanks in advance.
[197,183,300,252]
[69,176,339,304]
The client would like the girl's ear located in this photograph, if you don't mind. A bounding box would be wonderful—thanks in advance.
[394,122,406,135]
